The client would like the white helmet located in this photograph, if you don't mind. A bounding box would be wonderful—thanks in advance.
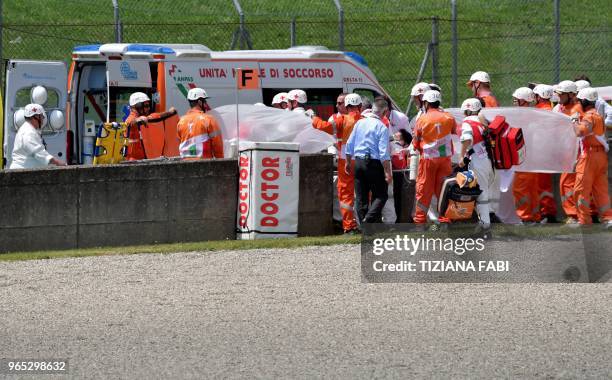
[129,92,150,106]
[24,103,47,127]
[13,109,26,129]
[512,87,535,102]
[49,110,65,130]
[272,92,288,105]
[422,90,441,103]
[551,85,560,103]
[344,93,362,107]
[533,84,554,100]
[31,85,48,105]
[555,80,577,94]
[576,87,598,102]
[428,83,442,93]
[24,103,46,117]
[187,88,209,101]
[461,98,482,112]
[574,80,591,91]
[287,89,307,104]
[410,82,431,96]
[468,71,490,84]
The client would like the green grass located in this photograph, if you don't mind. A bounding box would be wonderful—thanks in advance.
[3,0,611,111]
[1,225,606,262]
[0,235,361,262]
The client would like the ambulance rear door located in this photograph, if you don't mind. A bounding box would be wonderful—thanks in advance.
[3,60,67,168]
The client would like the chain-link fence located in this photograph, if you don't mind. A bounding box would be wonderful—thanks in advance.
[2,0,610,112]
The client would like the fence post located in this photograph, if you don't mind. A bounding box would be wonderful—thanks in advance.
[431,16,439,85]
[290,17,297,47]
[333,0,344,50]
[553,0,560,83]
[405,44,432,115]
[230,0,252,49]
[112,0,122,43]
[233,0,246,49]
[451,0,458,107]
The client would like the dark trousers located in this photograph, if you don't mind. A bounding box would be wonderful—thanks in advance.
[393,170,415,223]
[354,158,388,223]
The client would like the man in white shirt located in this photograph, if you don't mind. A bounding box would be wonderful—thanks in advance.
[10,104,65,169]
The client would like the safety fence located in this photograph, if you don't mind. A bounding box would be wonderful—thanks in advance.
[2,0,610,112]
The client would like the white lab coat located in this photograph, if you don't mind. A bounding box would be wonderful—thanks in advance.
[9,122,53,169]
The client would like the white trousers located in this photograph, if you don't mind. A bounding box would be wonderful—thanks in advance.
[469,156,494,226]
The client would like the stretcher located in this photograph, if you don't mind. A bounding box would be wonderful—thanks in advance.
[93,122,128,165]
[438,170,482,221]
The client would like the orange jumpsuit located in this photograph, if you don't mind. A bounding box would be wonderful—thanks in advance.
[480,93,499,108]
[555,101,584,219]
[573,109,612,225]
[412,108,456,224]
[512,172,541,222]
[512,103,540,222]
[313,112,361,232]
[534,101,557,218]
[125,110,147,160]
[176,109,224,159]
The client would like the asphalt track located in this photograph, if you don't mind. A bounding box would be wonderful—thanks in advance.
[1,244,611,379]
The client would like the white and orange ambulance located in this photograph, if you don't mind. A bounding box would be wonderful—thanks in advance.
[2,43,394,167]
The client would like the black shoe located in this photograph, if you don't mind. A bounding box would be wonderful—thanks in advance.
[541,215,558,224]
[489,213,502,224]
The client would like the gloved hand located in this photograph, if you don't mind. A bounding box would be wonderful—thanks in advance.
[304,109,315,119]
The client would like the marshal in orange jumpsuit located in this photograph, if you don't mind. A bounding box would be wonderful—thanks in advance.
[555,101,584,220]
[176,109,224,159]
[313,111,362,232]
[573,108,612,225]
[534,101,557,219]
[412,108,456,224]
[125,110,146,160]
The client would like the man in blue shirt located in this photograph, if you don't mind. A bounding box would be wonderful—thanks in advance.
[345,98,392,223]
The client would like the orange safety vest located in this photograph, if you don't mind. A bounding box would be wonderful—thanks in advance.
[177,109,224,159]
[535,102,553,111]
[125,111,147,160]
[480,92,499,108]
[412,108,457,159]
[339,111,362,159]
[577,108,606,153]
[556,101,584,117]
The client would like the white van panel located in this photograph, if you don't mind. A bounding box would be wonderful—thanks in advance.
[164,62,262,115]
[3,60,67,167]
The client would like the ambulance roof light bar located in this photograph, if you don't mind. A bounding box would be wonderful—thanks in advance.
[289,45,344,58]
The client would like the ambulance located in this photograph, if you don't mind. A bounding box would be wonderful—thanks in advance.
[2,43,394,167]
